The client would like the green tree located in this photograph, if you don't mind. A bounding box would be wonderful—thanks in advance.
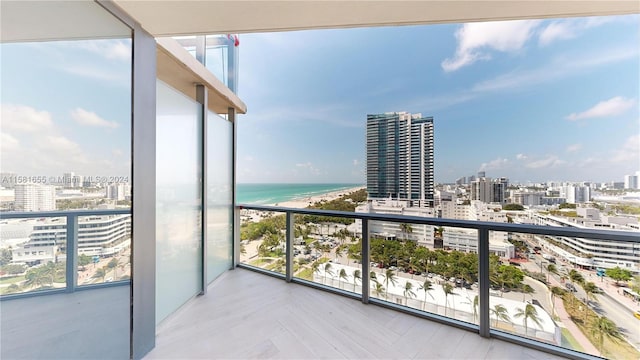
[418,279,434,311]
[403,281,416,305]
[502,203,525,211]
[0,248,13,266]
[545,263,558,283]
[78,254,92,271]
[582,281,599,322]
[631,275,640,294]
[514,304,542,335]
[590,316,624,354]
[94,267,107,282]
[550,286,566,317]
[605,266,632,286]
[399,223,413,241]
[352,269,361,292]
[107,258,120,280]
[323,263,334,285]
[491,304,511,327]
[24,267,48,289]
[1,264,25,275]
[521,284,535,302]
[442,282,454,316]
[338,268,348,289]
[373,282,385,298]
[383,269,398,299]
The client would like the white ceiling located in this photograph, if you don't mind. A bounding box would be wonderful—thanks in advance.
[113,0,639,37]
[0,1,130,43]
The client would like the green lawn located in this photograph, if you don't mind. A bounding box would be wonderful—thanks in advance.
[0,276,24,285]
[561,328,584,352]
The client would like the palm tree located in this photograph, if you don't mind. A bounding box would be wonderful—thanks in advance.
[590,316,624,354]
[418,279,434,311]
[521,284,535,302]
[383,269,398,299]
[399,223,413,241]
[338,268,348,289]
[550,286,566,317]
[490,304,511,328]
[472,295,479,323]
[373,282,385,298]
[94,267,107,282]
[403,281,416,306]
[442,282,454,316]
[568,269,585,307]
[582,281,599,321]
[370,271,378,284]
[514,304,542,335]
[323,263,334,286]
[546,264,558,283]
[352,269,361,292]
[107,258,120,280]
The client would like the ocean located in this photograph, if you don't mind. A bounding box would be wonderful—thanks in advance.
[236,183,363,205]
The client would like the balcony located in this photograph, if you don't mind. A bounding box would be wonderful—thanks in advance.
[146,267,563,360]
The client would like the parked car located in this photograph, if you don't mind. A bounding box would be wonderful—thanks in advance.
[634,310,640,320]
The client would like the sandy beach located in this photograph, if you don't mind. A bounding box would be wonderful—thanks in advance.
[273,186,365,208]
[240,186,365,222]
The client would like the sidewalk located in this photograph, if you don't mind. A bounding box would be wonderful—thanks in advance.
[594,276,639,313]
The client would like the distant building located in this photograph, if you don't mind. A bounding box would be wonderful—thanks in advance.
[366,112,434,206]
[470,177,505,203]
[12,214,132,264]
[562,184,590,204]
[14,183,56,211]
[512,191,543,206]
[624,174,639,189]
[106,183,131,201]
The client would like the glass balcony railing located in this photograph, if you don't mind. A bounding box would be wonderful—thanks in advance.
[0,209,131,298]
[236,204,640,360]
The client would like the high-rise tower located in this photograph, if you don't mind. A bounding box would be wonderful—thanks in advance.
[366,112,434,207]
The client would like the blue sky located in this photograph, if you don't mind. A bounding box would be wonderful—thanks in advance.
[236,15,639,184]
[1,15,638,185]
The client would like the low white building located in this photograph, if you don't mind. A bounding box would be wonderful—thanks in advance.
[11,214,132,264]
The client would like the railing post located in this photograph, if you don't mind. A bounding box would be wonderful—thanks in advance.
[361,218,370,304]
[478,227,490,338]
[285,211,294,282]
[66,214,78,293]
[233,206,240,268]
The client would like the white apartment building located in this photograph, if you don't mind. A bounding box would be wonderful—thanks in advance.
[11,214,132,264]
[14,183,56,212]
[512,191,544,206]
[561,184,591,204]
[106,183,131,201]
[356,200,514,258]
[532,213,639,271]
[624,174,639,189]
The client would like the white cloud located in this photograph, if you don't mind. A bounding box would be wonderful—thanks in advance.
[1,132,20,151]
[479,157,508,171]
[40,135,82,153]
[526,155,566,169]
[442,20,540,72]
[538,22,576,46]
[295,162,320,175]
[1,104,53,132]
[566,144,582,153]
[516,154,528,160]
[611,134,639,163]
[538,17,615,47]
[353,159,359,166]
[566,96,636,121]
[77,40,131,61]
[71,108,119,128]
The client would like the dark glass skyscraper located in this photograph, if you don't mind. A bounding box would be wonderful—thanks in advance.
[366,112,434,207]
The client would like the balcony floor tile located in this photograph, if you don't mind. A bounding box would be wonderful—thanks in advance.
[146,269,566,360]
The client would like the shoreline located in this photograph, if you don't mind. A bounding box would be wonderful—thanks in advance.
[241,186,366,222]
[270,186,365,208]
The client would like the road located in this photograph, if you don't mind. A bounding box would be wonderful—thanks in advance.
[595,292,640,350]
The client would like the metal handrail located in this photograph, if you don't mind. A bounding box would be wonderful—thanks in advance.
[0,208,131,300]
[235,203,637,360]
